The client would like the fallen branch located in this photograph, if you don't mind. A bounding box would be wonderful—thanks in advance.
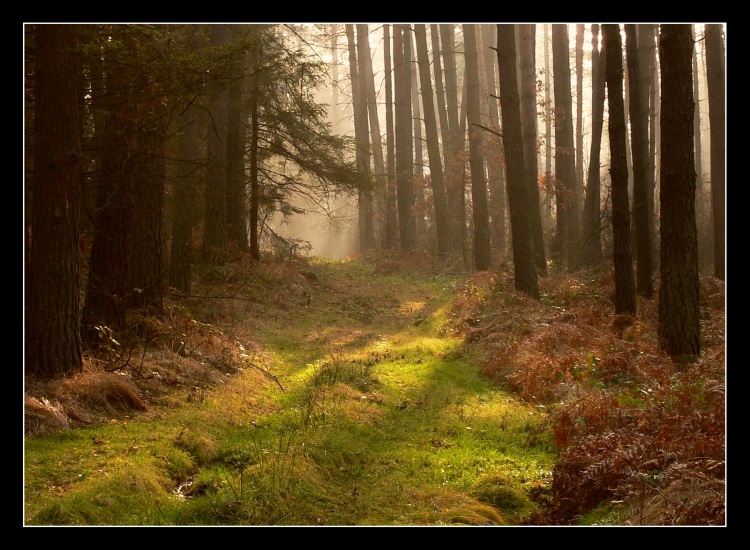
[245,360,286,392]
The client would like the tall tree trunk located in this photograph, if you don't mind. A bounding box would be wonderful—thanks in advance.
[658,24,700,362]
[346,25,374,253]
[127,25,168,315]
[358,24,387,249]
[705,24,725,281]
[625,24,654,298]
[128,113,166,315]
[81,27,139,345]
[431,25,450,152]
[543,24,554,245]
[552,24,580,271]
[519,24,547,275]
[394,24,416,250]
[330,25,342,132]
[202,24,230,265]
[248,29,261,261]
[580,24,605,267]
[383,24,398,249]
[647,24,660,270]
[350,24,375,251]
[640,24,658,273]
[26,23,83,377]
[691,25,710,273]
[169,101,203,292]
[440,24,467,257]
[410,31,427,243]
[576,24,585,197]
[481,24,507,260]
[414,24,452,257]
[603,24,637,316]
[226,25,249,252]
[463,24,492,270]
[496,24,539,298]
[691,26,704,194]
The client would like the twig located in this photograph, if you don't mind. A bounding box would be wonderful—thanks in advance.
[245,360,286,392]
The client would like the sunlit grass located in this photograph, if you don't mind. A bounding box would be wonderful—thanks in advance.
[25,254,557,526]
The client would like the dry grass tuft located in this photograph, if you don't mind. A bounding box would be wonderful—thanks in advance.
[441,501,506,526]
[24,395,70,436]
[24,253,309,437]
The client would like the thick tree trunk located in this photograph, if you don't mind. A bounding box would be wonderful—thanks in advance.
[226,25,249,251]
[481,24,507,261]
[394,24,415,250]
[496,24,539,298]
[202,24,230,265]
[440,24,467,258]
[463,24,492,270]
[603,24,637,316]
[82,27,139,345]
[128,114,166,315]
[580,24,605,267]
[625,24,654,298]
[169,103,202,293]
[658,24,701,362]
[519,24,547,275]
[26,24,83,378]
[347,24,374,252]
[552,24,580,271]
[358,24,387,249]
[414,24,452,257]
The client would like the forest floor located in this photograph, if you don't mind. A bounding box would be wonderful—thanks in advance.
[23,250,726,526]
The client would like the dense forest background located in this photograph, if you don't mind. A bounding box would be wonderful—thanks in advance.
[23,23,726,526]
[24,23,726,376]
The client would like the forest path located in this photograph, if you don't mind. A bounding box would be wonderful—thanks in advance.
[244,256,555,525]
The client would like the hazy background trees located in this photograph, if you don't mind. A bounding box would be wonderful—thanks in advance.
[24,23,726,377]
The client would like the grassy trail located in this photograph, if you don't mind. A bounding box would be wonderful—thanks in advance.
[242,258,556,525]
[25,257,556,526]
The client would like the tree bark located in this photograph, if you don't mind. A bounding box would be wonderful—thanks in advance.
[705,24,725,281]
[414,24,452,257]
[383,24,398,249]
[128,114,166,315]
[496,24,539,298]
[26,23,83,377]
[552,24,580,271]
[358,24,387,249]
[481,24,507,261]
[580,24,605,267]
[169,101,202,292]
[658,24,701,361]
[394,24,416,250]
[603,24,637,316]
[226,25,249,252]
[440,24,467,257]
[349,24,374,251]
[519,24,547,275]
[463,24,492,270]
[81,26,139,345]
[625,24,654,298]
[202,24,230,265]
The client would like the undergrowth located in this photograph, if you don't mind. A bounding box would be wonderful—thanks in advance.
[23,251,725,526]
[453,266,725,526]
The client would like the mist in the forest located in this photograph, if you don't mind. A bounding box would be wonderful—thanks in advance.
[267,191,360,260]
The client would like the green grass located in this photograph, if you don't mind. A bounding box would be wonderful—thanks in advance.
[24,255,557,526]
